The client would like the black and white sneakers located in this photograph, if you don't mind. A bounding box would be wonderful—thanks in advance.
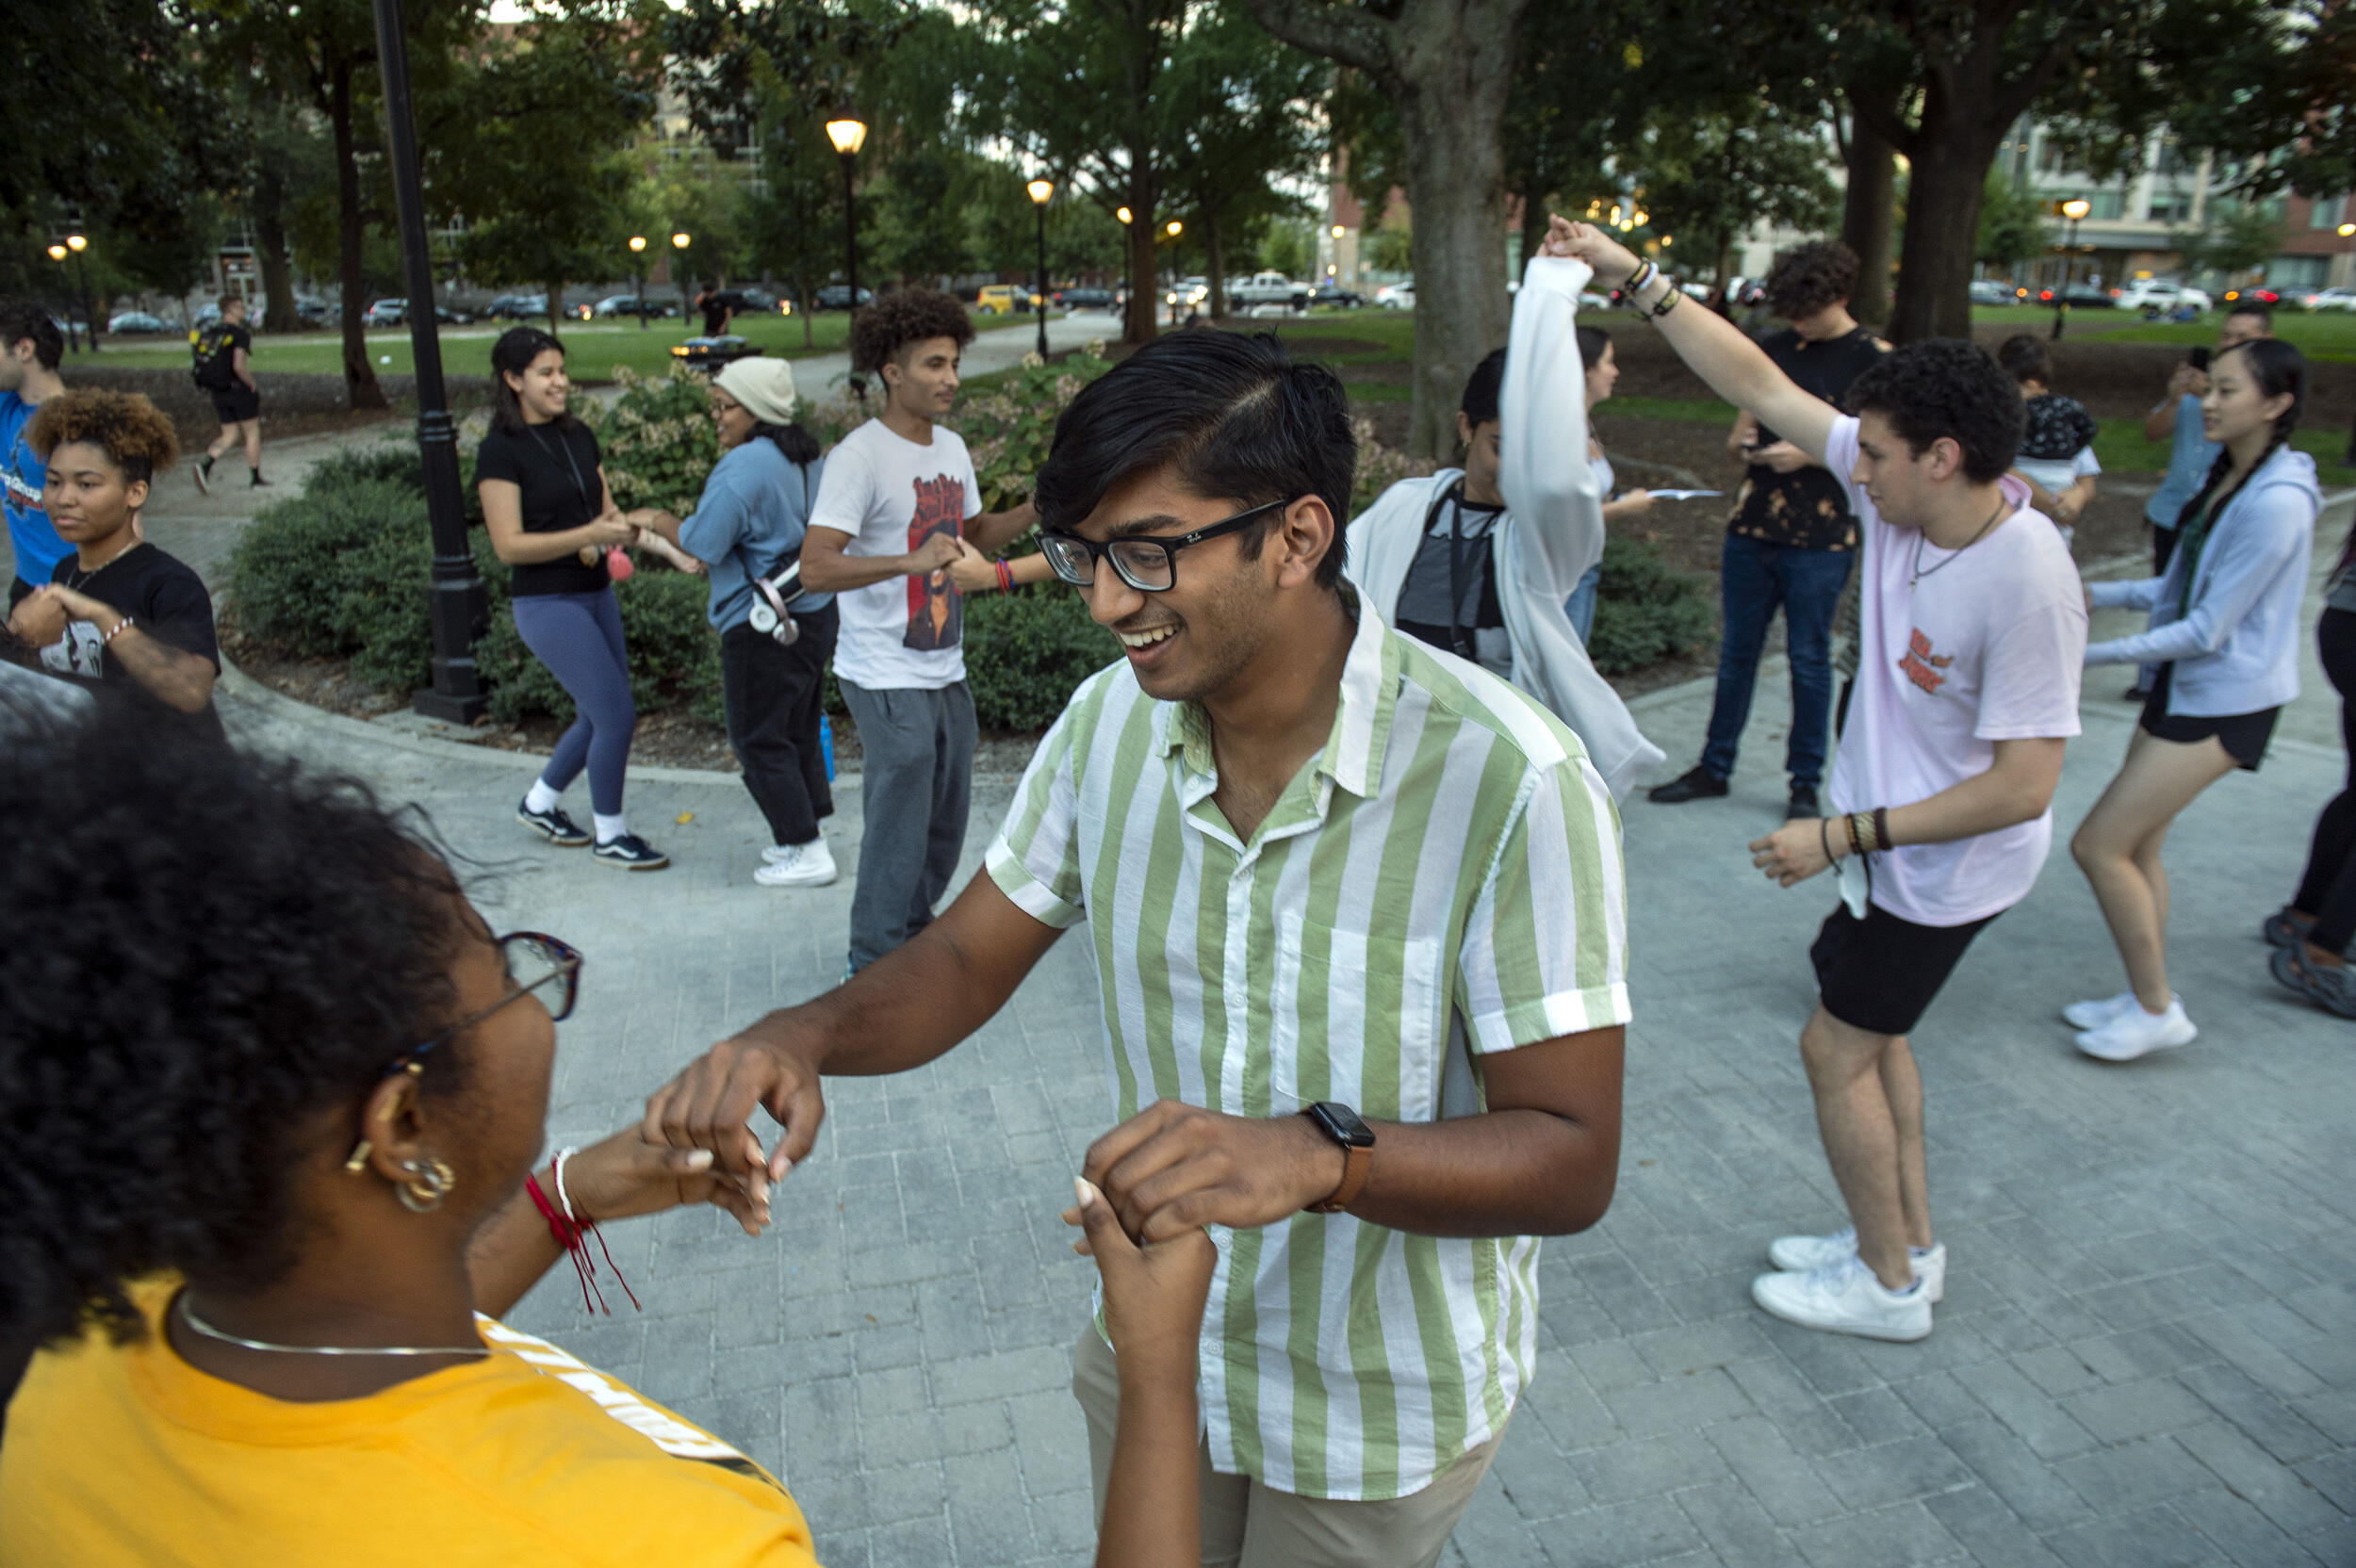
[516,796,592,846]
[592,833,670,871]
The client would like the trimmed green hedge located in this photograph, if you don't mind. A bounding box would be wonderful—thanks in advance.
[1586,536,1715,676]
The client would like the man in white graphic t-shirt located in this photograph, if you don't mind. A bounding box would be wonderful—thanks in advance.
[801,288,1039,973]
[1565,220,2086,1342]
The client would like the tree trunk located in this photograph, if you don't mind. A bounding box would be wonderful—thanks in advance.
[327,58,386,410]
[1715,230,1734,287]
[1841,109,1897,328]
[1204,211,1226,319]
[546,280,564,343]
[1392,28,1517,457]
[1123,162,1158,346]
[1885,89,2000,343]
[253,157,300,335]
[1519,184,1548,270]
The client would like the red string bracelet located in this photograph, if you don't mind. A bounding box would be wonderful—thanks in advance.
[524,1148,640,1315]
[993,558,1014,593]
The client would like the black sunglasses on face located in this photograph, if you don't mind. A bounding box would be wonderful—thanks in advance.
[385,931,582,1078]
[1038,498,1292,593]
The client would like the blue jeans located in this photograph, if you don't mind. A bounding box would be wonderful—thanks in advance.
[1563,563,1602,645]
[1700,534,1852,789]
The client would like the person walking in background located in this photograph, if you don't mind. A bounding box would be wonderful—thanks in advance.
[1563,219,2085,1343]
[630,357,841,890]
[1997,334,2100,546]
[2070,339,2318,1059]
[0,301,67,611]
[699,286,731,339]
[1346,251,1663,798]
[475,326,672,871]
[1564,323,1658,645]
[2267,526,2356,1017]
[2,390,224,738]
[800,287,1038,974]
[191,295,268,493]
[1649,241,1888,821]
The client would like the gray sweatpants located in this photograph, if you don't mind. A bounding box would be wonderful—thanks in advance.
[839,678,978,972]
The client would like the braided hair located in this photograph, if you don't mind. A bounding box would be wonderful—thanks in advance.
[2173,338,2308,537]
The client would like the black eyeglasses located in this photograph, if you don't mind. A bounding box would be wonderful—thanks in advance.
[1038,498,1291,593]
[386,931,582,1078]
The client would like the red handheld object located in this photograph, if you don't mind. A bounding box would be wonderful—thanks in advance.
[605,547,634,582]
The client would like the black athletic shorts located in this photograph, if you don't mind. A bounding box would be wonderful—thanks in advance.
[1810,901,1999,1037]
[2139,662,2277,771]
[210,384,261,423]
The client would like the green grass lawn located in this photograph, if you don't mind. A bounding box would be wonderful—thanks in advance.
[82,306,1041,383]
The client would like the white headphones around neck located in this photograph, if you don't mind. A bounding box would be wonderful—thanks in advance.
[747,561,804,645]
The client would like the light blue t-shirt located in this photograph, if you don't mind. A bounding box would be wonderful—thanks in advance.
[2146,392,2219,531]
[677,437,830,632]
[1,391,68,589]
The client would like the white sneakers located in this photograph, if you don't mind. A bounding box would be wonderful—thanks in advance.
[1754,1255,1934,1341]
[755,840,838,888]
[2072,995,2197,1061]
[1766,1225,1946,1302]
[2061,988,2145,1030]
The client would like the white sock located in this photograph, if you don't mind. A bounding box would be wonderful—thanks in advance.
[594,812,629,844]
[525,778,562,814]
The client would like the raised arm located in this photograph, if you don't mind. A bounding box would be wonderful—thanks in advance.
[1497,240,1604,596]
[1560,220,1839,468]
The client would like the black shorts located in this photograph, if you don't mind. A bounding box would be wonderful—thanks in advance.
[210,385,260,423]
[1810,902,1999,1037]
[2139,663,2277,771]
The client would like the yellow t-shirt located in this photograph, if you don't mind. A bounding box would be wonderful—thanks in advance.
[0,1281,820,1567]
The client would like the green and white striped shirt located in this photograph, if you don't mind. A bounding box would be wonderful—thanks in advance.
[987,600,1629,1500]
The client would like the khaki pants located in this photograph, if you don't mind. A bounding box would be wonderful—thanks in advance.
[1071,1328,1502,1568]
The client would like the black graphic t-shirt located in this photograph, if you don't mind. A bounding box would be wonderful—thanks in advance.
[1729,326,1889,553]
[2020,392,2101,464]
[42,541,224,736]
[473,421,612,596]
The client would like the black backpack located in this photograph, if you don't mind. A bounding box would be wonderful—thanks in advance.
[190,325,238,391]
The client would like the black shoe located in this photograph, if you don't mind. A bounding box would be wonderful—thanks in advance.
[249,471,270,488]
[193,455,214,495]
[593,833,670,870]
[1648,765,1729,805]
[515,796,591,846]
[2121,683,2150,703]
[1787,784,1820,821]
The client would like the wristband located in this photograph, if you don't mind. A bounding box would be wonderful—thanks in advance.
[1819,816,1840,866]
[1873,807,1891,853]
[102,616,134,645]
[994,558,1014,593]
[1845,812,1862,856]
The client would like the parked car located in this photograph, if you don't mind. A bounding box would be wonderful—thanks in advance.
[812,285,873,311]
[1376,281,1415,310]
[669,335,764,370]
[293,297,334,326]
[2223,287,2282,306]
[1166,277,1208,311]
[1055,286,1117,311]
[2304,286,2356,312]
[2117,279,2211,314]
[594,295,677,318]
[974,284,1035,316]
[1230,270,1310,309]
[363,299,407,327]
[1309,284,1366,309]
[106,311,177,335]
[483,294,548,320]
[1968,279,2015,306]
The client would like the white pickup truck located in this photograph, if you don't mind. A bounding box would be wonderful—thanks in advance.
[1227,270,1311,310]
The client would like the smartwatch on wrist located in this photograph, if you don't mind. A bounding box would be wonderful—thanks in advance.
[1301,1102,1375,1214]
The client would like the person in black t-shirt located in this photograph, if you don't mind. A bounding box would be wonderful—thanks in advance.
[477,327,675,871]
[192,296,267,495]
[1650,242,1887,821]
[4,390,223,737]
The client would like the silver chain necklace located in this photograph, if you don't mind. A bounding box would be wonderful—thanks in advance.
[63,536,142,593]
[177,1294,490,1360]
[1908,498,2009,590]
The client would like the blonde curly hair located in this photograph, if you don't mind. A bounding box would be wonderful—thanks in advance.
[28,389,180,482]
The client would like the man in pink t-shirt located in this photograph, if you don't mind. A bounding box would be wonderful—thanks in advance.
[1565,220,2086,1342]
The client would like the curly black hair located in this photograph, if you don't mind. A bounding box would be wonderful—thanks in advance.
[1765,241,1861,321]
[27,389,179,483]
[848,286,975,376]
[0,714,468,1358]
[1995,333,2053,387]
[1846,337,2026,484]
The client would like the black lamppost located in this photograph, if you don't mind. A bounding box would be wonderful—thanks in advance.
[2052,197,2090,341]
[369,0,487,723]
[628,235,648,330]
[826,117,867,313]
[1116,204,1134,327]
[64,234,97,352]
[45,245,79,352]
[1164,219,1183,326]
[1027,178,1054,359]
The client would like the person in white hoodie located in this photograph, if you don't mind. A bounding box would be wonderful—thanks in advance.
[1346,244,1663,801]
[2067,338,2320,1061]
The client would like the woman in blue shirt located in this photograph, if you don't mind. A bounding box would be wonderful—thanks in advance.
[632,358,838,889]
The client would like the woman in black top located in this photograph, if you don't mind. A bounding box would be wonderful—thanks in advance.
[3,390,223,739]
[476,327,670,869]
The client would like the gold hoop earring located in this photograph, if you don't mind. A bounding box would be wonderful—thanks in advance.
[342,1139,373,1174]
[397,1157,456,1214]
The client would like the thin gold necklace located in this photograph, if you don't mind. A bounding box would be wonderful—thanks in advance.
[176,1294,489,1360]
[1908,497,2009,589]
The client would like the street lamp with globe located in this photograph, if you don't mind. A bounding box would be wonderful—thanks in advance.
[627,236,648,330]
[1164,219,1183,325]
[1027,178,1054,359]
[671,231,692,321]
[826,117,868,316]
[45,244,79,351]
[65,234,96,351]
[2053,198,2091,341]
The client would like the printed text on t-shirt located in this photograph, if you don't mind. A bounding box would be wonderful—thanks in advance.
[1899,628,1954,695]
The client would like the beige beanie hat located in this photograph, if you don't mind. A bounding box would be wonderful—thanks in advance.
[712,356,799,424]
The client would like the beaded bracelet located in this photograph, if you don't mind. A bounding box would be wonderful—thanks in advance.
[103,616,135,645]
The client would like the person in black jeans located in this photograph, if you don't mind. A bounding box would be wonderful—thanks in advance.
[631,357,841,889]
[1650,242,1886,820]
[2268,581,2356,1015]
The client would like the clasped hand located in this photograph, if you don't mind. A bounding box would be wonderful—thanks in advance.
[1070,1100,1345,1246]
[6,583,109,647]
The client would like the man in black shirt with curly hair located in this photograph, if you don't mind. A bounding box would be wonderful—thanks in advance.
[1651,242,1887,821]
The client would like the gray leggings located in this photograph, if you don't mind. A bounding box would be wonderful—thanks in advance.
[511,588,635,815]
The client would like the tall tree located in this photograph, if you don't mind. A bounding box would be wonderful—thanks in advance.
[1246,0,1530,455]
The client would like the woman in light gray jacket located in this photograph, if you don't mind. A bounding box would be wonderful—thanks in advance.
[2065,339,2317,1061]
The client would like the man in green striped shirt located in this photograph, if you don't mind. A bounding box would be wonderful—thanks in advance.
[647,288,1628,1564]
